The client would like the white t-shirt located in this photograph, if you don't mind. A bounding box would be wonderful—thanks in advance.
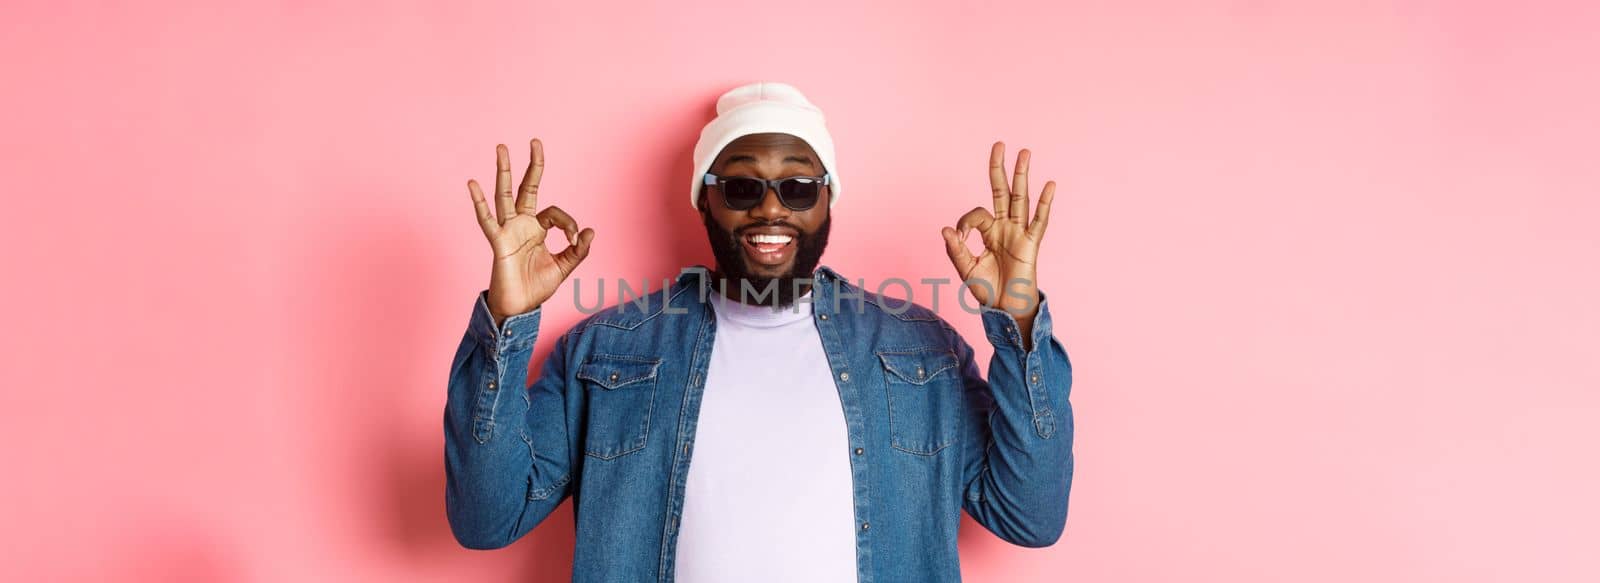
[674,290,857,582]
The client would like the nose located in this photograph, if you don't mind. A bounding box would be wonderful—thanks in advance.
[747,183,791,221]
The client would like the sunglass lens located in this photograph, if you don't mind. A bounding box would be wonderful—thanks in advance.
[779,178,822,210]
[721,178,766,209]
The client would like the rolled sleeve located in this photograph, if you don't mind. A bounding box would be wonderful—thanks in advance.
[467,291,542,355]
[976,291,1065,440]
[959,288,1074,547]
[446,291,574,549]
[978,291,1055,356]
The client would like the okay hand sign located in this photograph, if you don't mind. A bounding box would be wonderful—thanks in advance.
[468,139,595,325]
[940,142,1056,323]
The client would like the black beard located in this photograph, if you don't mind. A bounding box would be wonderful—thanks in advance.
[701,212,831,308]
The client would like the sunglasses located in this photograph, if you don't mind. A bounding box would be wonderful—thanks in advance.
[703,173,830,211]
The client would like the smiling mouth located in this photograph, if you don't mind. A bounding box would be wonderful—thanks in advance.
[741,232,795,266]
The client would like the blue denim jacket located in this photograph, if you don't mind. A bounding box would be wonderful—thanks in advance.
[444,265,1074,582]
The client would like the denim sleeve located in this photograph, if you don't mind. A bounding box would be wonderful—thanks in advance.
[443,291,577,550]
[954,290,1075,548]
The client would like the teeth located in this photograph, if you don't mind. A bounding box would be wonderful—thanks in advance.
[749,234,792,244]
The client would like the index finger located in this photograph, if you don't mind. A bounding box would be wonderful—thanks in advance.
[956,206,996,236]
[535,205,581,243]
[516,138,544,214]
[989,141,1010,219]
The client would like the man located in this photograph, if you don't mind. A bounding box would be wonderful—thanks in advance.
[445,82,1073,582]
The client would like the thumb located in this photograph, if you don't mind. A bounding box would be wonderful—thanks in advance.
[553,228,595,276]
[941,227,977,279]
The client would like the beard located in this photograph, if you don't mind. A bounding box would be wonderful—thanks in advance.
[701,212,831,308]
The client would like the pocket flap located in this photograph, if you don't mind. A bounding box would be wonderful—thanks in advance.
[577,355,662,389]
[876,350,958,385]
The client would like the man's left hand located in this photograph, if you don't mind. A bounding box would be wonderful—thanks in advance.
[941,141,1056,342]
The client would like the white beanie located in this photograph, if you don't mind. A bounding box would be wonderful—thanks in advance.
[689,82,840,210]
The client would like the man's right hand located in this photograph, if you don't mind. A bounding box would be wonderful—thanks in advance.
[468,138,595,326]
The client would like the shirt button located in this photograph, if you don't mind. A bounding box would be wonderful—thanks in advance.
[854,447,864,455]
[916,366,925,379]
[609,372,620,383]
[861,522,870,531]
[819,313,829,320]
[839,372,850,382]
[487,381,497,390]
[1030,374,1040,384]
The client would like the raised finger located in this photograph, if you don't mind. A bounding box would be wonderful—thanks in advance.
[468,180,497,238]
[516,138,544,215]
[1011,149,1030,222]
[495,144,515,224]
[989,141,1010,219]
[535,205,580,242]
[1027,181,1056,240]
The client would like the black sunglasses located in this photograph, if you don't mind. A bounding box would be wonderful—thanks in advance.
[703,173,830,211]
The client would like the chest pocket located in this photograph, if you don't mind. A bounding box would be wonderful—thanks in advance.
[576,354,661,460]
[877,349,962,456]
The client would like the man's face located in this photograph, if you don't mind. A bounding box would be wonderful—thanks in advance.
[699,132,832,306]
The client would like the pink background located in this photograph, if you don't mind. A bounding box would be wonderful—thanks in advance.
[3,1,1597,581]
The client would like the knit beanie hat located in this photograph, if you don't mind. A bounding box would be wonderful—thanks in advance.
[689,82,840,210]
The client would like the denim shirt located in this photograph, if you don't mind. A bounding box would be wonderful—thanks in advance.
[444,265,1075,582]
